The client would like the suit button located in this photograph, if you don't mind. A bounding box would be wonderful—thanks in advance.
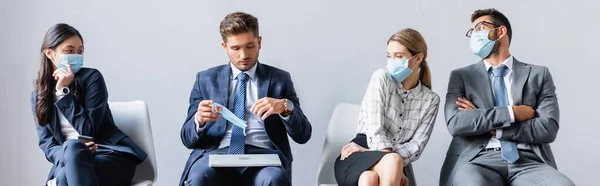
[61,109,65,112]
[400,114,403,117]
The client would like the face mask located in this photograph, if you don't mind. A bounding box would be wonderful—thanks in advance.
[56,53,84,73]
[386,55,417,83]
[470,30,496,58]
[211,103,247,135]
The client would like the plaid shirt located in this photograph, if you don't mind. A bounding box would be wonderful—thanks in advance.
[357,69,440,165]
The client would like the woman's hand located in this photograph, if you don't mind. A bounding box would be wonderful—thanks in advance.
[85,141,98,154]
[53,64,74,91]
[340,142,367,160]
[381,148,392,152]
[400,173,409,186]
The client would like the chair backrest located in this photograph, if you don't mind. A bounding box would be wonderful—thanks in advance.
[316,103,361,185]
[109,101,157,184]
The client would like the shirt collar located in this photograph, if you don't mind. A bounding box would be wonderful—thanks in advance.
[230,62,257,80]
[398,81,423,100]
[484,55,514,72]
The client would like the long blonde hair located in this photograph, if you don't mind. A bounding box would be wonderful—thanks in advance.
[387,28,431,89]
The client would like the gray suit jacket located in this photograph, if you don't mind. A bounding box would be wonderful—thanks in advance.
[439,59,560,186]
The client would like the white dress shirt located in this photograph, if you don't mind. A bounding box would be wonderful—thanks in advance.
[484,56,529,149]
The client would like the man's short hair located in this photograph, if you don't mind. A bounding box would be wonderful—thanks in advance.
[219,12,259,41]
[472,8,512,43]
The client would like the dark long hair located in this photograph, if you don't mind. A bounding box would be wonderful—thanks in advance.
[35,23,83,126]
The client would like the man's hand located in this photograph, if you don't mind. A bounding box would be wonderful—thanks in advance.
[512,105,535,122]
[457,97,497,135]
[340,142,367,161]
[251,97,286,120]
[456,97,477,110]
[195,100,222,127]
[85,142,98,154]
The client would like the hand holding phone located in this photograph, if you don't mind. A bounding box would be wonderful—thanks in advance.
[78,135,94,143]
[78,135,97,153]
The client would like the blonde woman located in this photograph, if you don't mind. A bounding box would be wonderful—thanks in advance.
[334,28,440,186]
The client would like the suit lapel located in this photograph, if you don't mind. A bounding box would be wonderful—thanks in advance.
[474,61,495,108]
[255,63,271,99]
[217,65,231,107]
[511,58,531,105]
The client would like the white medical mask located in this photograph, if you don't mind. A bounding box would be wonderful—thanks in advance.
[211,103,247,135]
[386,55,418,83]
[470,29,497,58]
[56,53,84,73]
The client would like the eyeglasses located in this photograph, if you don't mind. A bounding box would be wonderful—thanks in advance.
[466,21,500,38]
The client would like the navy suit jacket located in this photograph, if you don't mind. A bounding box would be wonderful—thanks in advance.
[31,68,147,181]
[179,63,312,184]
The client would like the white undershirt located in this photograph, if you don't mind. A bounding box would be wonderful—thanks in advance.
[56,96,80,140]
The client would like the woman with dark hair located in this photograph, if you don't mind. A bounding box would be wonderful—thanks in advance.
[31,23,147,186]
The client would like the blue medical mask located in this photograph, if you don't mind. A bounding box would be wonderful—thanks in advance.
[386,55,417,83]
[56,54,84,73]
[470,30,497,58]
[211,103,247,135]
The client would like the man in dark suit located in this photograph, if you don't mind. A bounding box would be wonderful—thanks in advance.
[179,12,312,186]
[439,8,574,186]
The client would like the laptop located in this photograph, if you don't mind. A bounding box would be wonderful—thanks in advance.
[209,154,282,167]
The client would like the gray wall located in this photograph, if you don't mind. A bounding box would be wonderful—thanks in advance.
[1,0,598,185]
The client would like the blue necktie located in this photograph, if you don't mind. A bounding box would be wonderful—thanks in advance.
[491,65,519,163]
[228,72,248,154]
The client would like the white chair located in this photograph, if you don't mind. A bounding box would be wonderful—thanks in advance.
[316,103,361,186]
[47,100,158,186]
[110,100,158,186]
[315,103,417,186]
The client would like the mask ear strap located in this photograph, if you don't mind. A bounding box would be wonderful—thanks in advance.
[409,54,422,70]
[492,27,503,42]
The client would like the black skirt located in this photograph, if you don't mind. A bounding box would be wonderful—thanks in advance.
[334,134,391,186]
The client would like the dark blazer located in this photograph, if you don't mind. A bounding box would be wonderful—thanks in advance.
[440,59,559,186]
[31,68,147,181]
[179,63,312,185]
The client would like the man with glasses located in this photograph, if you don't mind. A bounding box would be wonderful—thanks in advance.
[439,8,575,186]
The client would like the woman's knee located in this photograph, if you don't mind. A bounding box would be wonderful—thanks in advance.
[358,171,379,186]
[62,139,91,162]
[372,153,404,174]
[381,153,403,165]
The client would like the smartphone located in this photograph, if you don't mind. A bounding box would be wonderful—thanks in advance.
[78,135,94,143]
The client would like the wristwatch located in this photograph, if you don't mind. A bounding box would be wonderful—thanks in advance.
[282,99,294,116]
[55,87,70,97]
